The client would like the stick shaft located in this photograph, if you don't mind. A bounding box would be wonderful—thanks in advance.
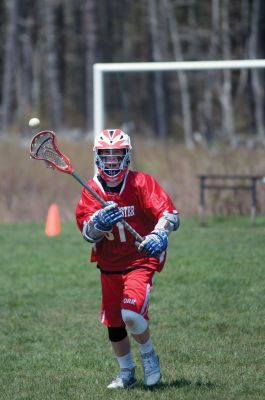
[72,171,143,242]
[72,171,107,206]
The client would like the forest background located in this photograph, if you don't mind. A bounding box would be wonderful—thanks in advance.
[0,0,265,222]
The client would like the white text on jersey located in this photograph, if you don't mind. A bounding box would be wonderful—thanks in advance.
[120,206,135,218]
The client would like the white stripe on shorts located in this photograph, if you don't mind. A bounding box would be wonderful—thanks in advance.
[140,283,151,316]
[101,310,105,323]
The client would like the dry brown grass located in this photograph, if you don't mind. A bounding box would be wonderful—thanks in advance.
[134,138,265,219]
[1,135,265,223]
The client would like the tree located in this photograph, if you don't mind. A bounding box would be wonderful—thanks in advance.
[16,3,35,133]
[0,0,263,144]
[0,0,18,134]
[248,0,264,139]
[199,0,220,147]
[163,0,194,148]
[220,0,235,142]
[42,0,62,130]
[84,0,97,132]
[147,0,167,139]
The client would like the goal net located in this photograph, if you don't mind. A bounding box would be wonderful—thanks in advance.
[93,59,265,146]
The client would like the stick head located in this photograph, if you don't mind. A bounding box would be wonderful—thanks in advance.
[30,130,74,174]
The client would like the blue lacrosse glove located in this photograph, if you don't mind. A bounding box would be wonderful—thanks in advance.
[92,201,123,232]
[136,229,168,257]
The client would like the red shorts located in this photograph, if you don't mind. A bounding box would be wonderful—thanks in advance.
[100,267,155,327]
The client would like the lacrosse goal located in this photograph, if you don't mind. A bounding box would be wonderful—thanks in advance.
[93,59,265,137]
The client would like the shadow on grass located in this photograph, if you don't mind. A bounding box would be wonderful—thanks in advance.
[138,378,216,391]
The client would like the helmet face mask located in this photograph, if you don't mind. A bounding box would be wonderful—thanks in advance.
[94,129,132,184]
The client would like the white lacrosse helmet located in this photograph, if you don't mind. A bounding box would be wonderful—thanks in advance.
[93,129,132,184]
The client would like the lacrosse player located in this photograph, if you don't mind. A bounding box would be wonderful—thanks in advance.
[76,129,180,389]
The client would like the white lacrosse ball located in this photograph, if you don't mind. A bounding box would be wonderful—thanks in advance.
[29,117,40,128]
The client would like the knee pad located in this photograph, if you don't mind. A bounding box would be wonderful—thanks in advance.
[108,326,127,342]
[121,309,148,335]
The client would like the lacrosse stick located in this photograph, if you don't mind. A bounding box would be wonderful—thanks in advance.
[30,130,143,242]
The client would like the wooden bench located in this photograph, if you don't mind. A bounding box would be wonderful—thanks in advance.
[197,175,264,224]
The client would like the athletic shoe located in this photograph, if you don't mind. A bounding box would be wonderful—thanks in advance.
[107,368,137,389]
[141,350,161,386]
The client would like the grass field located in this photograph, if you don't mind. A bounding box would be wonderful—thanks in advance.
[0,217,264,400]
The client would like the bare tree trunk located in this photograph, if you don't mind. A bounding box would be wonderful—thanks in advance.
[187,2,197,58]
[0,0,18,134]
[32,32,42,121]
[236,0,249,97]
[248,0,264,139]
[84,0,97,133]
[148,0,167,139]
[163,0,194,148]
[220,0,234,141]
[43,0,62,130]
[199,0,220,146]
[63,1,80,124]
[17,16,34,133]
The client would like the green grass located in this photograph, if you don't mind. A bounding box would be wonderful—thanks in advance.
[0,217,265,399]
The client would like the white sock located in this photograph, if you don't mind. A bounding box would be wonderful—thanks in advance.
[116,352,135,370]
[138,338,154,355]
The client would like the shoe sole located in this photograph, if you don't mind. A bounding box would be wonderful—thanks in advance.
[127,380,137,389]
[145,374,161,387]
[107,380,137,389]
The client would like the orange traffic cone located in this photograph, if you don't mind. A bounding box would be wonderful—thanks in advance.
[45,203,61,236]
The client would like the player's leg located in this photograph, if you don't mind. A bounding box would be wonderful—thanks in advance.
[121,268,161,386]
[100,272,136,389]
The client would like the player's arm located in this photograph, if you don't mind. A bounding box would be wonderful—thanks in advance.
[154,211,180,235]
[136,211,180,257]
[82,201,123,243]
[135,173,180,257]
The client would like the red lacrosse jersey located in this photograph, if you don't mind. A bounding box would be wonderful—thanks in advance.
[76,171,178,272]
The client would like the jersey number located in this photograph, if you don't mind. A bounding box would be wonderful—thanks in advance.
[105,222,126,242]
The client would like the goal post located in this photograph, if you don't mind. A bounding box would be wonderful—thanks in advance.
[93,59,265,137]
